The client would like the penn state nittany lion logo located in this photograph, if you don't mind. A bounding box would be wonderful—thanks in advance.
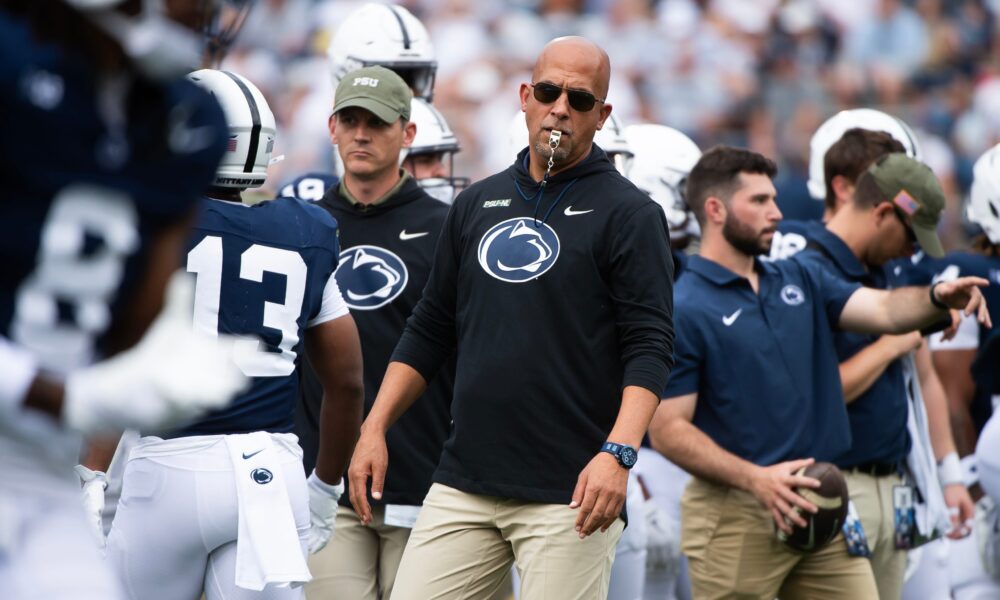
[478,217,560,283]
[335,245,409,310]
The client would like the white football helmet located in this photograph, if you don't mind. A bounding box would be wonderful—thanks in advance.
[187,69,276,189]
[407,98,468,204]
[969,143,1000,245]
[507,111,633,175]
[64,0,225,81]
[594,112,634,176]
[327,3,437,101]
[624,124,702,242]
[807,108,922,200]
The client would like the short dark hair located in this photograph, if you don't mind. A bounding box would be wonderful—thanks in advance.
[853,169,889,209]
[824,128,905,209]
[686,146,777,224]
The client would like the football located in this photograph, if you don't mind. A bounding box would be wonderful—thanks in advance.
[775,462,849,553]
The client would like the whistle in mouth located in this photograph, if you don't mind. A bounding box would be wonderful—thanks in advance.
[548,129,562,149]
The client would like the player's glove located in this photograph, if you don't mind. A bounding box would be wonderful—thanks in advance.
[644,498,681,577]
[306,470,344,554]
[74,465,108,550]
[62,272,250,435]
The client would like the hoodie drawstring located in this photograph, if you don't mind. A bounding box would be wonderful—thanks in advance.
[514,177,580,227]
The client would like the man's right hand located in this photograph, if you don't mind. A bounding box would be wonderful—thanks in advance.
[62,273,249,435]
[347,423,389,525]
[746,458,821,534]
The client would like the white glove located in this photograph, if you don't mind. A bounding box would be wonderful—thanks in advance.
[63,272,250,435]
[306,471,344,554]
[643,498,681,577]
[74,465,108,550]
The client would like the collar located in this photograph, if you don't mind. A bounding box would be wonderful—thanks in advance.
[686,255,763,286]
[809,225,869,281]
[339,170,411,207]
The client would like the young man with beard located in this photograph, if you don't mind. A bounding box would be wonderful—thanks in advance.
[648,146,991,599]
[348,36,675,599]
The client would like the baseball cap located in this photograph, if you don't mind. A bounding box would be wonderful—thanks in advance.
[333,66,412,123]
[867,153,946,258]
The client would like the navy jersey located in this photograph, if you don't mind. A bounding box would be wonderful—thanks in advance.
[0,10,228,373]
[896,250,1000,431]
[172,197,342,436]
[278,172,340,203]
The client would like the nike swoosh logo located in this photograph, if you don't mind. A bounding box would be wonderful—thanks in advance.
[722,308,742,326]
[242,449,264,460]
[399,230,429,241]
[563,206,593,216]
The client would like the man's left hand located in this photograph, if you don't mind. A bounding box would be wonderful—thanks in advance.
[933,277,992,327]
[570,452,627,538]
[944,483,975,539]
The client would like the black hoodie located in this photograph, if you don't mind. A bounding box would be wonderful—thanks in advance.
[296,175,454,508]
[392,145,675,504]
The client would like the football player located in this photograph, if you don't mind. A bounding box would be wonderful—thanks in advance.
[404,98,469,205]
[101,69,364,600]
[0,1,249,598]
[624,123,702,600]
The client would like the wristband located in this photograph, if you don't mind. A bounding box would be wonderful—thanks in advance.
[937,452,964,488]
[929,282,949,310]
[0,337,39,414]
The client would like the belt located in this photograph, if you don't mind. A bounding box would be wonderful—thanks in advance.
[845,461,901,477]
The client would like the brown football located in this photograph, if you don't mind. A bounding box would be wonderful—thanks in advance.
[775,462,849,553]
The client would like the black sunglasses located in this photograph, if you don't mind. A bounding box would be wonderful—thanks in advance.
[530,82,605,112]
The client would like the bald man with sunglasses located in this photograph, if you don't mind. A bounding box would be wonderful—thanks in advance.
[347,37,675,600]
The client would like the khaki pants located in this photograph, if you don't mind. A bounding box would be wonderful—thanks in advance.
[681,477,877,599]
[844,470,907,600]
[391,483,624,600]
[306,505,410,599]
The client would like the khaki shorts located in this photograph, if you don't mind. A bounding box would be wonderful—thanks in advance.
[681,477,877,599]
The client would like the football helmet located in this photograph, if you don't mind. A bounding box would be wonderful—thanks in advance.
[407,98,468,204]
[187,69,276,189]
[327,3,437,101]
[624,124,702,242]
[594,112,634,176]
[63,0,233,81]
[807,108,922,200]
[507,110,633,176]
[968,143,1000,245]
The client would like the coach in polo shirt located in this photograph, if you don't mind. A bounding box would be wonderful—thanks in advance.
[797,152,979,600]
[648,146,991,599]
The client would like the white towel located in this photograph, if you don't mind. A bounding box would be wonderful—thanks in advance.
[223,432,311,591]
[902,353,951,544]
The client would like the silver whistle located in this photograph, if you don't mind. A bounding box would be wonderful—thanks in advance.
[548,129,562,150]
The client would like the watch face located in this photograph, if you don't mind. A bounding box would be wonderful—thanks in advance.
[620,446,638,467]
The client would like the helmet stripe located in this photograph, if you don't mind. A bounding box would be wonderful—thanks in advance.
[386,5,411,50]
[222,71,261,174]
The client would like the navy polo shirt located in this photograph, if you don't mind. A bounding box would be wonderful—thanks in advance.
[796,227,911,468]
[665,255,860,466]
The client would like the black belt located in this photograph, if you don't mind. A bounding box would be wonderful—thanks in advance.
[845,461,901,477]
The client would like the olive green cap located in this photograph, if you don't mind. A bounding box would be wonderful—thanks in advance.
[333,66,412,123]
[867,153,946,258]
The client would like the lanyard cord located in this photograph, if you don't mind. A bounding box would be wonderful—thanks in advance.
[513,130,577,227]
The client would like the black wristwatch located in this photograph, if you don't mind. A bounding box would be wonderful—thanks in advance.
[600,441,638,469]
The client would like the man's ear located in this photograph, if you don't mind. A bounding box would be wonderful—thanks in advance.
[328,113,338,146]
[832,175,854,203]
[873,201,895,226]
[402,120,417,148]
[518,83,531,112]
[595,103,613,131]
[704,196,727,226]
